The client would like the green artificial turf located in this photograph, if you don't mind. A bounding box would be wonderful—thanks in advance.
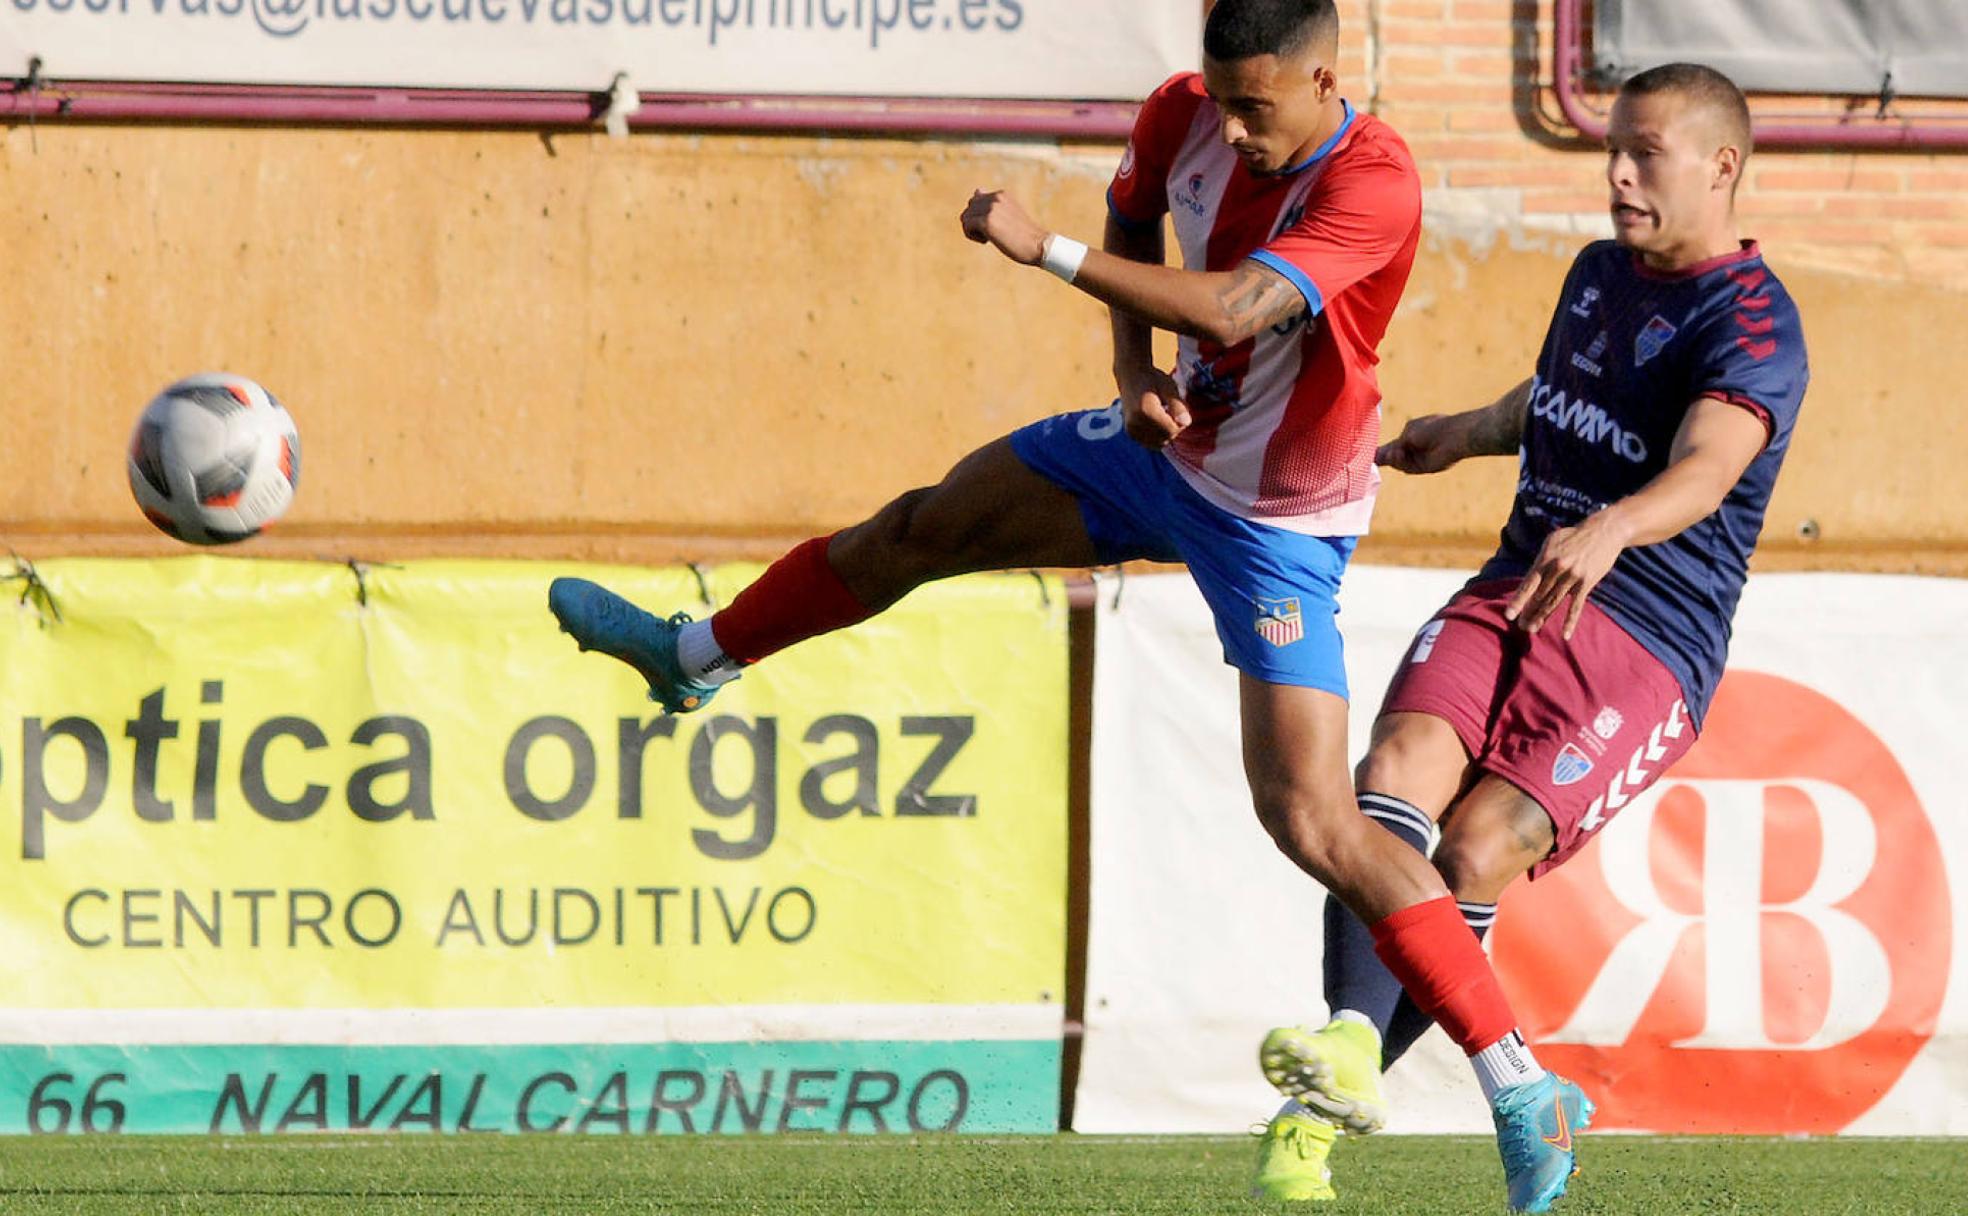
[0,1132,1961,1214]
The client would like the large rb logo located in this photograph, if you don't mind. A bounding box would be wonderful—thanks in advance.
[1492,672,1949,1134]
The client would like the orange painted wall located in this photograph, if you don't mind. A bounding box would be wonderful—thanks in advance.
[2,1,1962,572]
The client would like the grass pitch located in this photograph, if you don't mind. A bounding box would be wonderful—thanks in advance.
[0,1133,1960,1214]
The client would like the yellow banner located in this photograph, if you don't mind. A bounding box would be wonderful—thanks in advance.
[0,558,1068,1011]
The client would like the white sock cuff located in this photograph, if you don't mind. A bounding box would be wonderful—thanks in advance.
[1471,1029,1546,1102]
[677,618,742,686]
[1330,1009,1382,1042]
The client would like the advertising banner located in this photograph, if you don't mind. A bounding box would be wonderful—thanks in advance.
[0,1,1198,99]
[1077,567,1966,1135]
[0,557,1068,1134]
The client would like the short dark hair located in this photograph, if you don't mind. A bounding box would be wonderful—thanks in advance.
[1203,0,1339,63]
[1621,62,1754,160]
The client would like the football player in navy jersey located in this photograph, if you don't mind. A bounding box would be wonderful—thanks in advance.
[1257,63,1808,1210]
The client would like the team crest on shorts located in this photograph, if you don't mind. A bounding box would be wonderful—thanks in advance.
[1254,597,1304,648]
[1552,742,1595,786]
[1635,315,1678,366]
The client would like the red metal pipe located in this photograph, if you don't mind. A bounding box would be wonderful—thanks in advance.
[1554,0,1968,150]
[0,79,1137,139]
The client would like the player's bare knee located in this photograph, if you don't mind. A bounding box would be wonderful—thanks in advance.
[1432,836,1517,903]
[852,488,943,571]
[893,485,1003,572]
[1434,805,1551,902]
[1353,746,1404,798]
[1353,714,1464,810]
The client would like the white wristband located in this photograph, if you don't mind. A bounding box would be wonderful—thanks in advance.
[1041,234,1089,284]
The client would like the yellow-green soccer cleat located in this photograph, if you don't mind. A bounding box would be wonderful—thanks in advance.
[1251,1108,1339,1202]
[1259,1021,1389,1135]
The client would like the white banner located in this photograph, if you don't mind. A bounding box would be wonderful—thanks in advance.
[0,0,1196,98]
[1078,567,1967,1136]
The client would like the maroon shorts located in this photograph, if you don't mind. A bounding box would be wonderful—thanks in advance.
[1380,580,1698,877]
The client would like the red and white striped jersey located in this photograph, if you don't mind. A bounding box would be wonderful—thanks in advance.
[1109,73,1422,535]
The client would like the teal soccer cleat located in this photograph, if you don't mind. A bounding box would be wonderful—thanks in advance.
[548,577,723,715]
[1491,1074,1595,1213]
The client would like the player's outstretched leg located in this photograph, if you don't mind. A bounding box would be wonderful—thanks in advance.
[550,437,1097,712]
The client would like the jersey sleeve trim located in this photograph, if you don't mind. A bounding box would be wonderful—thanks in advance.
[1107,187,1162,231]
[1247,250,1326,317]
[1700,391,1776,442]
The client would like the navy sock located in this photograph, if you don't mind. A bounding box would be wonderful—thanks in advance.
[1380,900,1497,1070]
[1323,793,1436,1047]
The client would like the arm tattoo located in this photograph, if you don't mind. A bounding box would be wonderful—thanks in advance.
[1213,262,1307,343]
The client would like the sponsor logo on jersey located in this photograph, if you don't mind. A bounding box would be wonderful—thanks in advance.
[1529,377,1650,463]
[1579,699,1686,832]
[1255,597,1304,648]
[1571,704,1626,760]
[1184,356,1244,412]
[1635,315,1678,366]
[1570,286,1600,318]
[1552,742,1595,786]
[1570,330,1611,376]
[1173,171,1209,217]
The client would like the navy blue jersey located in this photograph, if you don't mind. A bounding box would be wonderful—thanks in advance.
[1477,240,1809,726]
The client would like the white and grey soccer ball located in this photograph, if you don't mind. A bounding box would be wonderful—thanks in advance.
[127,373,301,545]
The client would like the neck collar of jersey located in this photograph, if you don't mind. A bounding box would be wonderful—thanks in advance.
[1631,239,1760,281]
[1274,100,1355,177]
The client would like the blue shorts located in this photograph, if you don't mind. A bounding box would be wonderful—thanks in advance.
[1010,405,1356,697]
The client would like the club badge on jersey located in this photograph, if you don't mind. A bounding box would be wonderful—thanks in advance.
[1634,315,1678,367]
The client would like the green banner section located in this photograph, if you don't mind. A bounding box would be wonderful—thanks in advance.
[0,1040,1060,1136]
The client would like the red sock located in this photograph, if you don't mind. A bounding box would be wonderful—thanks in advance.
[710,534,873,664]
[1370,896,1517,1055]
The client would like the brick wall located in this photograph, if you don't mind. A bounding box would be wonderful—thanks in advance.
[1326,0,1968,290]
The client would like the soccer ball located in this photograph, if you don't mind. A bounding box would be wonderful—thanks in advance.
[127,373,302,545]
